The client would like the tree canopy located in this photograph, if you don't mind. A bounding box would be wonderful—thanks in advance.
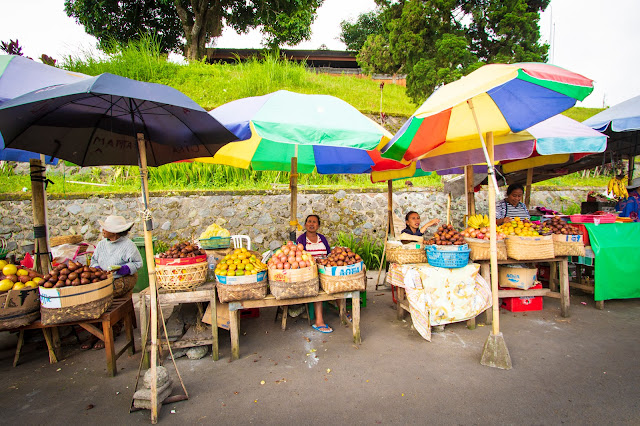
[348,0,550,104]
[65,0,324,60]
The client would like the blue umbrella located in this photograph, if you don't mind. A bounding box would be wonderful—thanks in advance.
[0,72,236,417]
[0,55,89,164]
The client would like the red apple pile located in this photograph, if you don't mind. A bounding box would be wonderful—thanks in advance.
[267,241,315,270]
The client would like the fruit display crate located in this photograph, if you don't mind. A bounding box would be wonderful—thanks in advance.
[500,283,543,312]
[199,237,231,250]
[426,244,470,269]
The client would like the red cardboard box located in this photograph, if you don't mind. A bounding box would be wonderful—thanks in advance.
[500,283,543,312]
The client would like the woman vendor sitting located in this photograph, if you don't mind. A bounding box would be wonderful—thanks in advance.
[616,178,640,222]
[399,211,440,242]
[496,183,530,225]
[296,214,333,333]
[83,215,142,349]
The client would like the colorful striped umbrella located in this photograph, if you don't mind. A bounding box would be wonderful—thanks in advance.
[194,90,392,174]
[381,63,594,168]
[378,62,594,369]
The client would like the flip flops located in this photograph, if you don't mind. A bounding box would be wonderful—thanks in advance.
[312,324,333,333]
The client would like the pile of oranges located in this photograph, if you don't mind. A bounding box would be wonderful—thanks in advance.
[497,217,540,237]
[214,248,267,277]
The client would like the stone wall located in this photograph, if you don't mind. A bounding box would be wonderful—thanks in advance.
[0,187,590,255]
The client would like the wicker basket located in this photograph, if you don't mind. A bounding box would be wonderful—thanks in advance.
[505,235,555,260]
[0,287,40,331]
[552,234,586,256]
[386,244,427,264]
[155,261,207,291]
[465,237,508,261]
[319,270,366,294]
[112,273,137,298]
[39,277,113,325]
[268,265,317,283]
[217,281,268,303]
[269,277,319,300]
[50,235,83,247]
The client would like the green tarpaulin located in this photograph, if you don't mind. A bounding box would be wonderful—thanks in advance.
[585,223,640,301]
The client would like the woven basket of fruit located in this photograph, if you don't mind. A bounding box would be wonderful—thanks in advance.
[154,242,208,291]
[464,238,507,261]
[49,234,83,247]
[269,277,319,300]
[40,268,113,325]
[0,288,40,330]
[505,235,554,260]
[319,270,365,294]
[426,245,470,268]
[217,278,268,303]
[552,235,586,256]
[386,244,427,264]
[0,262,47,329]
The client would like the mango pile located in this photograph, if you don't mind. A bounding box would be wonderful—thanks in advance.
[0,260,44,292]
[215,248,267,277]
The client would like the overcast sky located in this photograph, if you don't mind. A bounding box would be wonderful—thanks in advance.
[0,0,638,108]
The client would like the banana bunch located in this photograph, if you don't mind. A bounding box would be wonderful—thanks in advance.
[467,214,490,229]
[199,223,231,239]
[607,176,629,198]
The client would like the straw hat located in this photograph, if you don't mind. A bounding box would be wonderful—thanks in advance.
[628,177,640,190]
[99,215,134,233]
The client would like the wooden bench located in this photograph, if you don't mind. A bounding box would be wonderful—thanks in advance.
[13,297,136,376]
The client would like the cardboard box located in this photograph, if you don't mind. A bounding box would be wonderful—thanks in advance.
[216,270,267,285]
[500,283,543,312]
[39,276,113,309]
[318,261,363,277]
[0,287,40,324]
[498,266,537,290]
[201,302,230,330]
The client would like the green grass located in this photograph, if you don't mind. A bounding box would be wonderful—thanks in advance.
[534,173,610,187]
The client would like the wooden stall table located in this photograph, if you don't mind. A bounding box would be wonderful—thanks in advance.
[225,288,362,361]
[477,256,570,323]
[387,263,492,333]
[138,282,219,368]
[13,297,136,377]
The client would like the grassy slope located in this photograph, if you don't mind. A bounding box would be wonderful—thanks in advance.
[0,44,608,195]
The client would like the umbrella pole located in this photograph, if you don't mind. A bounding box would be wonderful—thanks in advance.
[289,153,298,242]
[137,135,160,423]
[376,180,394,289]
[525,168,534,209]
[465,165,476,217]
[467,99,512,369]
[480,132,512,369]
[29,158,50,274]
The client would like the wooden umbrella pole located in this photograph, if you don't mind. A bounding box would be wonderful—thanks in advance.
[525,168,534,209]
[29,158,50,274]
[387,180,394,237]
[486,132,500,335]
[137,134,159,423]
[290,150,298,242]
[465,165,476,217]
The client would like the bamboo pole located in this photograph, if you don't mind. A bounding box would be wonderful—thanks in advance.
[290,146,298,242]
[465,165,476,217]
[486,133,500,336]
[467,100,511,369]
[446,193,451,225]
[387,180,394,237]
[137,134,159,423]
[525,167,534,209]
[29,159,50,274]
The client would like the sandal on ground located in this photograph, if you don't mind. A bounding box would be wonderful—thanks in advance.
[81,337,98,350]
[92,340,105,350]
[346,312,352,322]
[312,324,333,333]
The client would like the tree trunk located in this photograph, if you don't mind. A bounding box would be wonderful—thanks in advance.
[175,1,224,61]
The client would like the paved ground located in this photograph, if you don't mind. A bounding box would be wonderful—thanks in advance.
[1,272,639,425]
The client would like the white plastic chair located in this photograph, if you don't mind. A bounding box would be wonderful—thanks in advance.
[231,235,251,250]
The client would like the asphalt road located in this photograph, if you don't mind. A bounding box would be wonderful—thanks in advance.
[1,273,638,425]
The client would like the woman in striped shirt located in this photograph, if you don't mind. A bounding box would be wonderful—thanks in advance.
[496,184,530,225]
[296,214,333,333]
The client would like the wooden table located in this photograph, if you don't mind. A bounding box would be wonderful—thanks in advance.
[14,297,136,376]
[477,257,570,323]
[138,283,218,368]
[226,289,362,361]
